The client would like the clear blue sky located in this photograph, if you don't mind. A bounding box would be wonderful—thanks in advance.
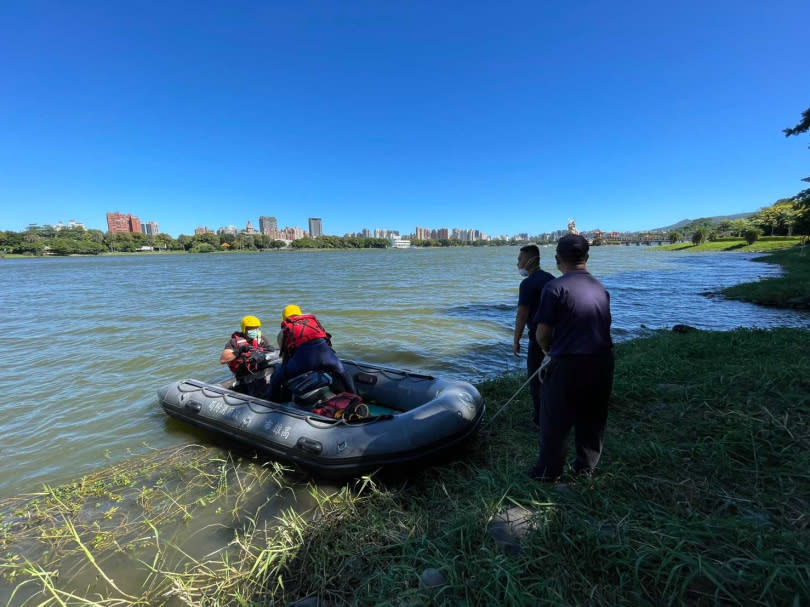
[1,1,808,237]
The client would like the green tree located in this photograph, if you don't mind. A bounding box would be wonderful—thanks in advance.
[743,227,762,245]
[783,107,810,140]
[195,232,219,248]
[691,227,708,245]
[793,189,810,235]
[177,234,194,250]
[49,238,76,255]
[783,107,810,232]
[190,242,217,253]
[291,237,317,249]
[87,229,105,243]
[729,219,749,237]
[17,232,45,255]
[668,231,683,244]
[153,233,174,250]
[112,233,136,252]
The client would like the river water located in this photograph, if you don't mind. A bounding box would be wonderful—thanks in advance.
[1,246,808,496]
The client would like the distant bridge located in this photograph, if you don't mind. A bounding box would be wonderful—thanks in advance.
[593,236,669,246]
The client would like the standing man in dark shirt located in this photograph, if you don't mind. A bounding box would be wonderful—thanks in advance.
[513,244,555,426]
[529,234,614,481]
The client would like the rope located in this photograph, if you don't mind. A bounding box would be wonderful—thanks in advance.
[483,365,542,427]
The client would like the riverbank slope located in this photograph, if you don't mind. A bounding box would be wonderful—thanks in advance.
[2,327,808,605]
[721,246,810,308]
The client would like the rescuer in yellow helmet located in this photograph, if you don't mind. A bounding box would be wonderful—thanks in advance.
[219,315,276,395]
[267,304,357,402]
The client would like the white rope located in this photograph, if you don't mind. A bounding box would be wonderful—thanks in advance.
[484,354,552,427]
[484,365,542,426]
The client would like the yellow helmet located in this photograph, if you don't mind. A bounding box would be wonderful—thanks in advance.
[282,304,302,321]
[241,315,261,333]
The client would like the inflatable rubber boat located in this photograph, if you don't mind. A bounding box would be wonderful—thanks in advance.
[157,359,485,476]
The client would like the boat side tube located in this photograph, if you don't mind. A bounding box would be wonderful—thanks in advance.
[157,363,484,476]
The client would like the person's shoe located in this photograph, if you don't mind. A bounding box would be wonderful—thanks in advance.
[526,467,559,483]
[568,461,594,478]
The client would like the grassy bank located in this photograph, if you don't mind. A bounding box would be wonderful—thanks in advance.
[720,245,810,308]
[2,329,809,605]
[658,237,802,253]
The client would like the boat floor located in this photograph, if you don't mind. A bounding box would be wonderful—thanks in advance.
[366,404,399,417]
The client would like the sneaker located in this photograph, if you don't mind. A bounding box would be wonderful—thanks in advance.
[568,461,594,478]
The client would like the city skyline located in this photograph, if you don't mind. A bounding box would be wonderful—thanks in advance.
[16,207,756,241]
[1,3,807,238]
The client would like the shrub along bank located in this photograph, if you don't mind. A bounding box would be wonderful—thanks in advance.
[1,328,808,605]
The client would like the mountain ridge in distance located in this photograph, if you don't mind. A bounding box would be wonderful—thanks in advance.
[650,212,755,232]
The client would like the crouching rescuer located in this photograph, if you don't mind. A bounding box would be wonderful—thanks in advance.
[220,315,279,396]
[266,305,365,418]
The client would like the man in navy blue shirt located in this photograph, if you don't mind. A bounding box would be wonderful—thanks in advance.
[529,234,614,481]
[513,244,555,426]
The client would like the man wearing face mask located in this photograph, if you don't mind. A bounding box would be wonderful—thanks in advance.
[220,315,273,396]
[513,244,555,427]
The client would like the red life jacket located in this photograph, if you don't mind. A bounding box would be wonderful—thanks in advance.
[227,332,263,375]
[280,314,331,358]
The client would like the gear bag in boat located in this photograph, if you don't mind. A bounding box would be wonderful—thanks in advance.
[286,371,369,420]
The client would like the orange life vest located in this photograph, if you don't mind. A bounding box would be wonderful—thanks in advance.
[280,314,331,358]
[227,332,264,375]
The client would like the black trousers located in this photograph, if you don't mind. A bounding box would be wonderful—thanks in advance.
[527,337,544,424]
[533,351,614,479]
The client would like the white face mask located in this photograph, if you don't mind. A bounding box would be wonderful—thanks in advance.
[246,329,260,340]
[518,255,538,278]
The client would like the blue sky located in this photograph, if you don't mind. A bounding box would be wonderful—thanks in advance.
[1,1,808,237]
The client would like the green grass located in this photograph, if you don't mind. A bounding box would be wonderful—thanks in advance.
[721,245,810,308]
[658,237,802,253]
[2,329,810,605]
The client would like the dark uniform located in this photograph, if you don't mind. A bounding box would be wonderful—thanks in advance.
[518,268,555,424]
[530,269,614,479]
[267,315,356,402]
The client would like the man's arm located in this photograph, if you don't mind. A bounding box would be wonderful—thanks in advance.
[535,323,553,355]
[513,304,530,355]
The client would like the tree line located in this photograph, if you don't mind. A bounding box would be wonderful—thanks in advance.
[666,195,809,245]
[0,227,401,256]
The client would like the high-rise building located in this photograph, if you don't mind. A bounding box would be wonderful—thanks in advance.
[217,225,238,236]
[141,221,160,236]
[106,212,141,234]
[308,217,323,238]
[259,216,277,235]
[414,226,432,240]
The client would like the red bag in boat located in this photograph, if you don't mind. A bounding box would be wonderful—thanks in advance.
[311,393,369,420]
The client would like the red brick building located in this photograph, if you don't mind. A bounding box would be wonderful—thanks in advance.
[106,212,142,234]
